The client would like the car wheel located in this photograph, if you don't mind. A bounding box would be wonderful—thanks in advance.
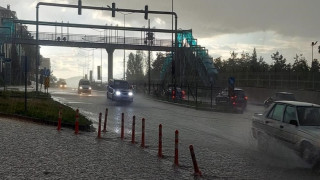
[301,143,318,165]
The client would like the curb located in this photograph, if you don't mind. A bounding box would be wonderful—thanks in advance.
[0,112,91,131]
[145,95,216,112]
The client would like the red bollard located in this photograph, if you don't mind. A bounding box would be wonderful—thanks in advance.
[57,107,62,131]
[158,124,163,158]
[141,118,145,148]
[174,130,179,166]
[97,113,102,138]
[189,145,202,176]
[121,113,124,140]
[131,115,135,144]
[75,109,79,134]
[103,108,108,132]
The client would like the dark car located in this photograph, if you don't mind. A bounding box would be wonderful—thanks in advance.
[78,79,92,94]
[264,92,296,107]
[57,79,67,88]
[215,88,248,113]
[106,79,133,102]
[252,101,320,167]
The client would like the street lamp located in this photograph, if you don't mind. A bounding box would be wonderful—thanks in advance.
[312,41,318,65]
[119,12,133,80]
[91,29,104,85]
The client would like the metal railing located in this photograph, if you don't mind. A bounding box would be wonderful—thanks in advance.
[8,31,173,47]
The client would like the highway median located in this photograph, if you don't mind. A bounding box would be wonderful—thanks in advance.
[0,90,92,131]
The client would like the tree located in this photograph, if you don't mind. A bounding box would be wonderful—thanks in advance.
[150,52,165,80]
[311,59,320,72]
[257,56,269,72]
[292,54,309,72]
[249,48,259,72]
[126,51,145,82]
[213,57,225,73]
[270,51,287,72]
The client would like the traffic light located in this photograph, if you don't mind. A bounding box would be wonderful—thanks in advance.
[318,45,320,54]
[78,0,82,15]
[112,2,116,17]
[144,5,148,20]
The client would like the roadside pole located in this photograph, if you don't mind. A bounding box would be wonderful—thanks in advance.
[24,56,27,112]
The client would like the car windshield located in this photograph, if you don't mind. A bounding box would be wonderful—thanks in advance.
[80,81,90,85]
[297,107,320,126]
[114,81,129,89]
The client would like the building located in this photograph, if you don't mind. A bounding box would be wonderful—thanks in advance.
[0,5,48,85]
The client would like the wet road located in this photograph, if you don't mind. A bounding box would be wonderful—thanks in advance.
[51,88,320,179]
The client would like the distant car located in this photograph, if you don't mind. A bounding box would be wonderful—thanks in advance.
[106,79,133,102]
[264,92,296,107]
[252,101,320,167]
[165,85,186,100]
[215,88,248,113]
[57,79,67,88]
[78,79,92,94]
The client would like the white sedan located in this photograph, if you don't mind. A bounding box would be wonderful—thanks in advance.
[252,101,320,166]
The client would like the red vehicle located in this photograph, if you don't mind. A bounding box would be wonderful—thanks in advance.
[165,85,186,100]
[215,88,248,113]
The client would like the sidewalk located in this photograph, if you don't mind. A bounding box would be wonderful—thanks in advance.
[0,117,191,179]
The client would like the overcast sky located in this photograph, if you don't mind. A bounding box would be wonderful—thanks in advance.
[1,0,320,80]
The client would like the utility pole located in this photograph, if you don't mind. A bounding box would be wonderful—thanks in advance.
[148,19,151,95]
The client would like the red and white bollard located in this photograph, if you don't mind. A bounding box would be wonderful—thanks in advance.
[131,115,135,144]
[103,108,108,132]
[75,109,79,134]
[158,124,163,158]
[97,113,102,138]
[141,118,145,148]
[174,130,179,166]
[189,145,202,176]
[121,113,124,140]
[57,107,62,131]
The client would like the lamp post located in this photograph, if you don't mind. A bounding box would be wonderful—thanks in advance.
[91,29,104,85]
[311,41,318,89]
[312,41,318,65]
[119,12,133,80]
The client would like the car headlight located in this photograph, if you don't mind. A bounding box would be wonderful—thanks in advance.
[115,91,121,96]
[128,92,133,96]
[89,87,92,90]
[79,86,83,89]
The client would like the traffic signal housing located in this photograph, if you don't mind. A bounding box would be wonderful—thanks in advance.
[144,5,148,20]
[112,3,116,17]
[78,0,82,15]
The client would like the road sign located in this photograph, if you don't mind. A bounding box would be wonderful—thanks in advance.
[228,77,235,97]
[44,77,50,88]
[45,69,50,76]
[228,77,235,86]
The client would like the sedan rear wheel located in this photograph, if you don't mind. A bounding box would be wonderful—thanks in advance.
[301,143,318,165]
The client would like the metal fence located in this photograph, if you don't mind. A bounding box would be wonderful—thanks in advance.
[216,72,320,90]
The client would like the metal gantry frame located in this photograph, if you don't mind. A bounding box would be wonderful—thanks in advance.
[35,2,179,92]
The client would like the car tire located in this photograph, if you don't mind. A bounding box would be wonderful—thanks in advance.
[301,143,318,165]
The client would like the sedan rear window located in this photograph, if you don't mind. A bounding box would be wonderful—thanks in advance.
[297,107,320,126]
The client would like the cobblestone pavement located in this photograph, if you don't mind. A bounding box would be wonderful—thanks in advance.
[0,117,193,179]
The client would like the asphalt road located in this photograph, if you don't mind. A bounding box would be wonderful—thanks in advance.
[50,87,320,179]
